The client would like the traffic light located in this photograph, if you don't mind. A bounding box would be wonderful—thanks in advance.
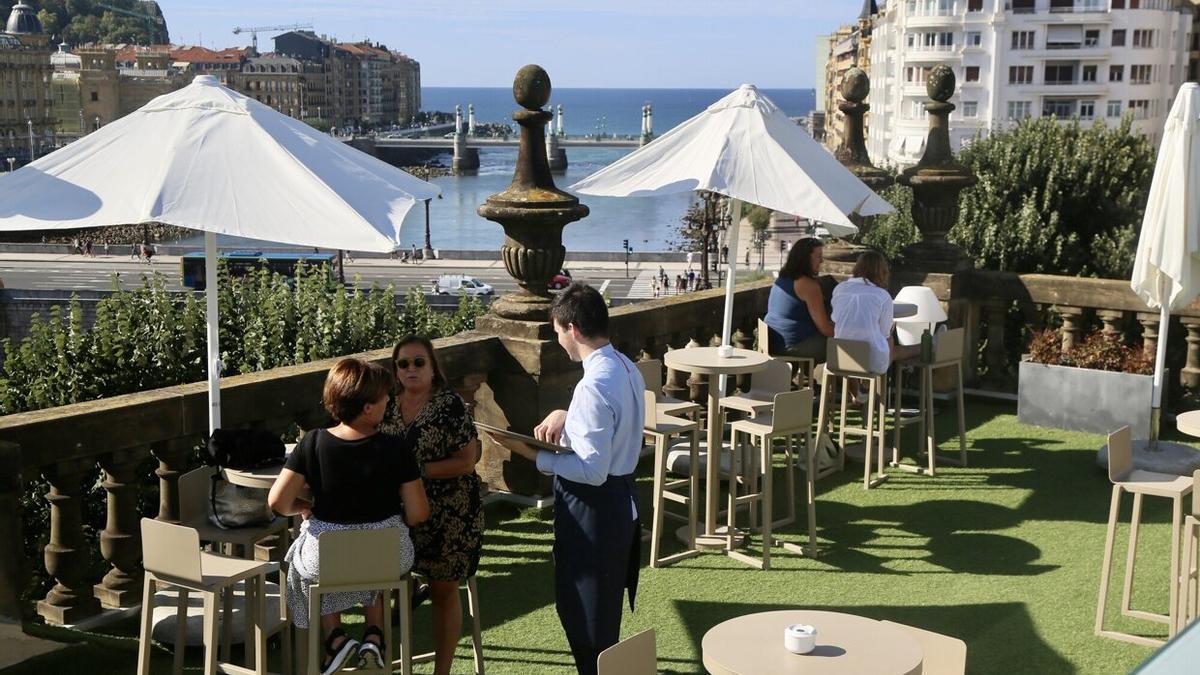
[623,239,629,251]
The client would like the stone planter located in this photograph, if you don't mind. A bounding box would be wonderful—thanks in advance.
[1017,360,1156,438]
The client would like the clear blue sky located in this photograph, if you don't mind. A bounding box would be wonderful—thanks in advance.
[162,0,867,89]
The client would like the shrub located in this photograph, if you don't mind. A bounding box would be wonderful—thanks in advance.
[1024,328,1152,375]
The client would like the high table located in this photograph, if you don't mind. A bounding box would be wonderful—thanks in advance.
[1177,410,1200,437]
[702,609,924,675]
[664,346,771,547]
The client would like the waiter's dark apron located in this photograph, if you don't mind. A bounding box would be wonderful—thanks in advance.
[553,472,641,675]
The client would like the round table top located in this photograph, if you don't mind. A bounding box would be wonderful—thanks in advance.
[223,464,283,490]
[893,302,918,319]
[1177,410,1200,437]
[701,610,923,675]
[664,346,772,376]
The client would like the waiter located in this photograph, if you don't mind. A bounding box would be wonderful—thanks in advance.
[491,282,644,675]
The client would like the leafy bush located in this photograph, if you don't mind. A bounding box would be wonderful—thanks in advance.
[861,180,919,259]
[1024,328,1153,374]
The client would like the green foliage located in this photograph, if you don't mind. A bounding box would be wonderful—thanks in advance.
[3,0,170,45]
[948,116,1154,278]
[746,205,772,231]
[861,180,920,259]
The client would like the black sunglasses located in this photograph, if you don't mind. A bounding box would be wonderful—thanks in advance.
[395,357,427,370]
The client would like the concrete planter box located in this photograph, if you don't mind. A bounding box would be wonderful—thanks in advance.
[1018,360,1155,438]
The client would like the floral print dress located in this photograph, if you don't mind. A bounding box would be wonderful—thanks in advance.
[380,389,484,581]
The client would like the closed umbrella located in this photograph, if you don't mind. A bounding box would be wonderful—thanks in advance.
[1130,82,1200,447]
[572,84,892,352]
[0,74,439,433]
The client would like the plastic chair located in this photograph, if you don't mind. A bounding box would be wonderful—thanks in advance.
[1095,426,1194,646]
[757,318,815,388]
[294,528,414,675]
[136,518,275,675]
[411,575,485,674]
[726,389,817,569]
[636,358,701,419]
[596,628,656,675]
[890,327,969,475]
[1178,470,1200,634]
[718,358,795,419]
[816,338,889,489]
[644,390,703,568]
[880,620,966,675]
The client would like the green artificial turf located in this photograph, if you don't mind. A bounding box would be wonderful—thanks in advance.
[4,399,1191,674]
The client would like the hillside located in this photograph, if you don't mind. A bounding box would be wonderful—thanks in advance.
[1,0,169,45]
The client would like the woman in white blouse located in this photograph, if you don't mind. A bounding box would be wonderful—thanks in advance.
[831,251,920,375]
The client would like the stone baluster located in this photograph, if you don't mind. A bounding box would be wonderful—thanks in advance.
[453,373,487,412]
[1057,306,1084,353]
[1138,312,1161,358]
[1097,310,1124,339]
[152,438,194,524]
[37,460,102,625]
[685,336,706,403]
[94,449,144,609]
[1181,318,1200,391]
[982,300,1010,386]
[0,442,26,620]
[663,338,689,401]
[733,326,753,393]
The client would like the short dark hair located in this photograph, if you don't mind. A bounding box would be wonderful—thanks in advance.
[780,237,823,279]
[323,357,394,423]
[390,334,448,393]
[550,282,608,338]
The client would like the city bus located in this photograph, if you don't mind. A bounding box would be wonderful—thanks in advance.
[180,251,337,290]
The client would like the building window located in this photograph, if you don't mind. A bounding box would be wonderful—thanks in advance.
[1080,101,1095,119]
[905,66,931,83]
[1045,64,1076,85]
[1112,0,1124,7]
[1007,101,1032,119]
[1107,100,1122,117]
[1130,65,1153,84]
[965,66,981,82]
[89,91,98,102]
[968,0,983,9]
[1128,99,1151,119]
[967,31,982,47]
[1085,30,1100,47]
[1009,65,1034,84]
[1112,29,1126,47]
[1109,65,1124,82]
[1043,99,1076,118]
[1082,65,1097,82]
[962,101,978,117]
[1132,30,1155,48]
[1011,31,1036,50]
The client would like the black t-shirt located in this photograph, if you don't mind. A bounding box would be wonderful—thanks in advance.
[284,428,421,524]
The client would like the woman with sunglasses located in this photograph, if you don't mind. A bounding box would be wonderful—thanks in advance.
[379,335,484,675]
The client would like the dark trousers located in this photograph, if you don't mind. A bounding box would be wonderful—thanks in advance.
[553,474,640,675]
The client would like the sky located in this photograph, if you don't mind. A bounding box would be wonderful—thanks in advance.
[161,0,869,89]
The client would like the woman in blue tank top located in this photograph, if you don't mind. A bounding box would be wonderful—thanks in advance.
[764,238,835,360]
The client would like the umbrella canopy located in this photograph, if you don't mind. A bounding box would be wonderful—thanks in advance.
[0,74,439,432]
[571,84,892,234]
[1130,82,1200,440]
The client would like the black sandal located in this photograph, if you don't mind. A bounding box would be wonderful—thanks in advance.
[321,627,359,675]
[356,625,385,669]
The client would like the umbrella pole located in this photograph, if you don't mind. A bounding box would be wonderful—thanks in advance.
[1150,275,1170,450]
[205,231,222,434]
[718,198,742,396]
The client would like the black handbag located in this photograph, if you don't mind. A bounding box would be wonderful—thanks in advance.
[205,428,286,470]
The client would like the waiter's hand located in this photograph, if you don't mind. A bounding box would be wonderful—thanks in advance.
[534,409,568,444]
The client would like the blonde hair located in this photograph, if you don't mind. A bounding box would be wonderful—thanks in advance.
[851,250,890,289]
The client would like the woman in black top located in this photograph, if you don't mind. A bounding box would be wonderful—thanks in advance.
[270,357,429,673]
[379,335,483,675]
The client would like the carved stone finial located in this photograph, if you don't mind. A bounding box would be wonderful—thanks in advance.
[926,64,955,103]
[830,67,892,247]
[841,67,870,104]
[513,64,552,111]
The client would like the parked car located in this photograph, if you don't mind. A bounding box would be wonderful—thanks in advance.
[549,269,572,290]
[433,274,494,296]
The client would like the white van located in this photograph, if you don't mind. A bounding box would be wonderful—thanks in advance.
[432,274,494,296]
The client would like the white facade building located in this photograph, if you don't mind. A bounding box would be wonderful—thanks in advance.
[867,0,1192,167]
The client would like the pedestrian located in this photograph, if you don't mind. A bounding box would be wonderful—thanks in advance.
[84,239,93,257]
[686,251,693,270]
[721,245,729,264]
[483,284,643,675]
[71,236,80,254]
[745,248,750,266]
[676,274,685,294]
[687,269,696,291]
[650,276,659,298]
[103,241,110,256]
[130,243,139,260]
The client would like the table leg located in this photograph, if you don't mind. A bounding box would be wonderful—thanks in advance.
[705,379,721,537]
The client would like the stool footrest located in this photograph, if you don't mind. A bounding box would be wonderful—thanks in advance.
[662,492,690,505]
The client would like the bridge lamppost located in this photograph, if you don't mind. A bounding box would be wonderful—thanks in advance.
[26,119,34,161]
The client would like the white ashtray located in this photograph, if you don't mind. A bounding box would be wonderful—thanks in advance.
[717,345,734,358]
[784,623,816,654]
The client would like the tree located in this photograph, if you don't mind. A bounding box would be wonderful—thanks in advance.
[861,179,919,260]
[948,116,1154,278]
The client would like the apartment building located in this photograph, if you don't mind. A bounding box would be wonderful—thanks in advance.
[866,0,1192,167]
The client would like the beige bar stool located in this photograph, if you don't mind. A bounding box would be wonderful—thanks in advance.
[880,620,966,675]
[644,390,703,567]
[726,388,817,569]
[757,318,815,388]
[815,339,888,489]
[137,518,274,675]
[1178,470,1200,634]
[890,327,968,475]
[1095,426,1193,646]
[597,628,656,674]
[637,358,702,419]
[411,575,484,674]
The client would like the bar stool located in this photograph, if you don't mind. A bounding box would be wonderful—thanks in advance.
[1178,470,1200,634]
[637,358,702,419]
[890,327,968,475]
[644,390,703,567]
[726,388,817,569]
[815,339,888,489]
[137,518,274,675]
[757,318,815,388]
[1095,426,1193,646]
[411,575,485,674]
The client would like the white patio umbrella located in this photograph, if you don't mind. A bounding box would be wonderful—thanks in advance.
[0,74,439,433]
[572,84,893,352]
[1131,82,1200,447]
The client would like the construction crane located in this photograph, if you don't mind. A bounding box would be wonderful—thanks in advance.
[232,23,314,54]
[96,2,168,45]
